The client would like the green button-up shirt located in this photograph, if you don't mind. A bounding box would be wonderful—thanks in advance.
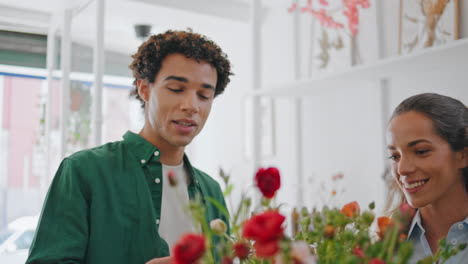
[27,131,229,264]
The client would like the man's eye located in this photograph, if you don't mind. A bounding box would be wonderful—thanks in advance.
[168,88,182,92]
[388,155,399,161]
[198,94,210,100]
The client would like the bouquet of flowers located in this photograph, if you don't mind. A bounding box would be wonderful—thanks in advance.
[170,167,466,264]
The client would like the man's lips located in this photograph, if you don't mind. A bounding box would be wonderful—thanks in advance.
[172,119,198,134]
[172,119,197,127]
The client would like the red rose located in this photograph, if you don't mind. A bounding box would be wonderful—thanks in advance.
[233,241,250,260]
[242,211,285,242]
[352,246,365,259]
[172,233,206,264]
[340,201,360,217]
[254,240,280,258]
[369,258,386,264]
[255,167,281,199]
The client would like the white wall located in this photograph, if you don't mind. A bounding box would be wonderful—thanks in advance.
[186,0,468,216]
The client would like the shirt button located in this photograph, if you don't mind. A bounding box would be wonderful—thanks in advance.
[156,219,160,225]
[154,151,160,156]
[155,178,160,184]
[140,159,146,164]
[450,238,457,245]
[457,223,464,230]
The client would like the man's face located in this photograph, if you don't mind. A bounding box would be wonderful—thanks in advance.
[138,53,217,148]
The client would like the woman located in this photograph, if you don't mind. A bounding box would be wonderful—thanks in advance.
[386,93,467,263]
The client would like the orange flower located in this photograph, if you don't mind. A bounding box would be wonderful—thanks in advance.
[340,201,360,217]
[377,216,392,239]
[324,224,335,238]
[399,233,407,242]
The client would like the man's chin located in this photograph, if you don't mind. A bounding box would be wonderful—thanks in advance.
[170,137,194,147]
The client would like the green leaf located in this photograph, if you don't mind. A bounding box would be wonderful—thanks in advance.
[206,197,230,220]
[223,184,233,197]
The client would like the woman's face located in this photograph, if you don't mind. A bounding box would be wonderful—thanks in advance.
[387,111,467,208]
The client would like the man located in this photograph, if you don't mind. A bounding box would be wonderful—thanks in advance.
[27,30,232,264]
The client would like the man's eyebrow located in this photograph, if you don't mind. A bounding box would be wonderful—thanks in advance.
[201,83,215,90]
[164,75,215,90]
[164,76,188,82]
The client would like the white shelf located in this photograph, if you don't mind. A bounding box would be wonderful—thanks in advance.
[253,38,468,97]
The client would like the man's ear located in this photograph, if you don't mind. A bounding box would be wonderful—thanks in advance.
[137,79,150,103]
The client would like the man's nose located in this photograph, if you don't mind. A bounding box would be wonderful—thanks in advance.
[180,92,199,113]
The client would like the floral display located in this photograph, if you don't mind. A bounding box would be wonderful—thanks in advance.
[170,167,466,264]
[287,0,371,68]
[288,0,370,37]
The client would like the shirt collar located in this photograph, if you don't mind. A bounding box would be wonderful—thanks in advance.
[407,210,468,238]
[408,209,425,239]
[122,131,198,185]
[123,131,160,166]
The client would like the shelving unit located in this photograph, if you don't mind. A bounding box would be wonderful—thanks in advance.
[253,38,468,97]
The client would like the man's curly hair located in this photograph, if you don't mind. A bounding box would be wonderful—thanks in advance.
[129,29,233,108]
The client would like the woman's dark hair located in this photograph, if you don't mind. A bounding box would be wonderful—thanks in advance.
[391,93,468,191]
[129,29,233,108]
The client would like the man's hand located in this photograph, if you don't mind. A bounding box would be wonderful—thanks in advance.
[145,256,172,264]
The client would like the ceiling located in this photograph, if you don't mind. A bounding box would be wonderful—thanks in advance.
[0,0,262,55]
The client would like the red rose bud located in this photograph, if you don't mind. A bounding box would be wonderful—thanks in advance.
[210,219,227,235]
[168,170,177,187]
[399,202,415,219]
[341,201,360,217]
[352,246,365,259]
[369,258,386,264]
[254,240,280,258]
[233,241,250,260]
[172,233,206,264]
[242,210,285,242]
[255,167,281,199]
[221,256,233,264]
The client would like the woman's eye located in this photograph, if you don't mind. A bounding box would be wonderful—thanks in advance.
[388,155,398,161]
[415,149,430,155]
